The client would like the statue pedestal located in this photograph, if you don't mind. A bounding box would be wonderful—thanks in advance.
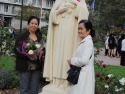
[39,84,70,94]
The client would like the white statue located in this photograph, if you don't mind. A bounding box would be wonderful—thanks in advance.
[40,0,89,94]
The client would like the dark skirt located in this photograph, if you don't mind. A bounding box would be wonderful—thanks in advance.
[120,51,125,66]
[109,44,114,49]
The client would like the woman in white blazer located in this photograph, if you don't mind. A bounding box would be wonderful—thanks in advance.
[67,20,95,94]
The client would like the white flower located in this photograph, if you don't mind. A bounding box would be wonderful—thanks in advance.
[119,88,123,91]
[26,43,30,46]
[108,74,114,78]
[35,44,41,49]
[28,50,34,54]
[105,85,109,88]
[1,45,5,49]
[6,50,10,55]
[119,78,125,85]
[115,89,119,92]
[114,86,118,89]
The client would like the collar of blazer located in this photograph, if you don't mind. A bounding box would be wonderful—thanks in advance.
[78,35,92,45]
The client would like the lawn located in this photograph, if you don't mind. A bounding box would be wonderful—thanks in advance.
[0,55,125,77]
[105,65,125,77]
[0,55,15,70]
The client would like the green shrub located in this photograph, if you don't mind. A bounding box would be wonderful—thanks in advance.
[0,68,19,89]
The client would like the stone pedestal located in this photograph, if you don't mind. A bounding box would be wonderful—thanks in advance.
[39,84,70,94]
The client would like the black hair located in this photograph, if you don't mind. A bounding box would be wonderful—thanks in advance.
[121,34,125,39]
[109,34,112,38]
[27,16,40,25]
[79,20,95,38]
[36,28,42,36]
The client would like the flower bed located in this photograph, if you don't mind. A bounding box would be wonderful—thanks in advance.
[95,60,125,94]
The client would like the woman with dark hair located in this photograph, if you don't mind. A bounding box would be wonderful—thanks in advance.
[67,20,95,94]
[14,16,45,94]
[108,34,115,57]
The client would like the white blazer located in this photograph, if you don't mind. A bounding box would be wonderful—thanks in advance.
[121,39,125,51]
[70,35,95,94]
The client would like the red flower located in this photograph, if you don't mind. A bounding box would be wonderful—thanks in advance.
[107,81,111,85]
[102,64,106,68]
[105,76,109,80]
[100,77,104,81]
[96,50,100,53]
[96,73,100,77]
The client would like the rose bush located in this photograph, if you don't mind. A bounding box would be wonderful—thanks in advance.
[95,60,125,94]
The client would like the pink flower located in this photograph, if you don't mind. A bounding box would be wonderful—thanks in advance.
[95,62,99,65]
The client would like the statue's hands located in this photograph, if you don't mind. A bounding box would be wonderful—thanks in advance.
[57,6,68,14]
[69,0,78,5]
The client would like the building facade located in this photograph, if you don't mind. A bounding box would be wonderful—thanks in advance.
[0,0,52,29]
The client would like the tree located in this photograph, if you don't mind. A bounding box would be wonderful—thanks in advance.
[88,0,125,32]
[16,4,41,21]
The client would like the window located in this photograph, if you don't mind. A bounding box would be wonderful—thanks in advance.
[12,6,15,14]
[14,0,18,3]
[32,0,36,5]
[4,4,8,12]
[24,0,27,4]
[0,4,2,11]
[19,0,22,3]
[37,0,40,6]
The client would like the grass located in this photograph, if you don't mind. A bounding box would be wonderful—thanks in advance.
[0,55,125,77]
[95,64,125,78]
[0,55,15,70]
[105,65,125,77]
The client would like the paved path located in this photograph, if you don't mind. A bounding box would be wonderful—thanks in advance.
[95,48,120,66]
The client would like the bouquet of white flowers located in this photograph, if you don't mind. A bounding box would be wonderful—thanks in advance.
[16,39,43,70]
[21,41,42,57]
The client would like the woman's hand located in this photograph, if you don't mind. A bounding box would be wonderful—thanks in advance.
[27,56,35,61]
[39,50,44,59]
[67,59,71,66]
[69,0,78,5]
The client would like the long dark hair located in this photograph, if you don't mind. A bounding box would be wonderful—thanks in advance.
[79,20,95,38]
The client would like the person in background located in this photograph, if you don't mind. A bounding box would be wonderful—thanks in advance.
[104,33,109,56]
[113,34,118,56]
[108,34,115,57]
[14,16,45,94]
[117,34,125,58]
[120,37,125,66]
[67,20,95,94]
[9,26,16,38]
